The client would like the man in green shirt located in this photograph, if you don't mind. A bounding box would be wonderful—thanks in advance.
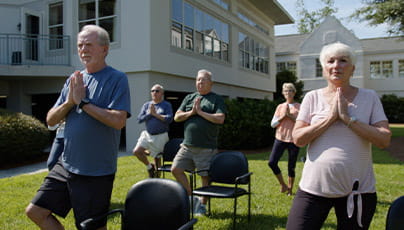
[171,69,226,216]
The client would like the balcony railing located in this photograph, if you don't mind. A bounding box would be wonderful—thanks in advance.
[0,33,70,66]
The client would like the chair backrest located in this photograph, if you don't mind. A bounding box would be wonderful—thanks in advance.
[386,195,404,230]
[122,178,190,230]
[209,151,249,184]
[162,138,183,162]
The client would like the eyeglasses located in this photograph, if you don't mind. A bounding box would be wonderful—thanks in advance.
[283,90,295,93]
[151,89,160,93]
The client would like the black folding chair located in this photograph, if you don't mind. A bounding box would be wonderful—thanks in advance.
[80,178,197,230]
[157,138,183,178]
[386,195,404,230]
[191,151,252,229]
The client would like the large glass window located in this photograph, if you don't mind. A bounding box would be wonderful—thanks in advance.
[399,60,404,78]
[370,61,393,78]
[238,32,269,74]
[171,0,229,62]
[237,12,268,35]
[49,2,63,50]
[78,0,116,42]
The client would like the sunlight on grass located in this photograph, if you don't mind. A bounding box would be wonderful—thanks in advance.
[0,127,403,229]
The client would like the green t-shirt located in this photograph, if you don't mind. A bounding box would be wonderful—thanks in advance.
[178,92,226,148]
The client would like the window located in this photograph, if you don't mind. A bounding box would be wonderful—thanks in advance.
[49,2,63,50]
[211,0,229,10]
[276,62,296,75]
[171,0,229,62]
[239,32,269,74]
[237,12,268,35]
[316,59,322,77]
[78,0,116,42]
[370,61,393,78]
[399,60,404,78]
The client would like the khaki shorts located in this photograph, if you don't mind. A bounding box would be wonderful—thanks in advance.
[172,144,218,176]
[135,130,169,158]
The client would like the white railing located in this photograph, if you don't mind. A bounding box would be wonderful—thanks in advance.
[0,33,70,66]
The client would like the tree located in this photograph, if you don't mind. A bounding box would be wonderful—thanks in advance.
[296,0,337,34]
[350,0,404,36]
[274,70,304,103]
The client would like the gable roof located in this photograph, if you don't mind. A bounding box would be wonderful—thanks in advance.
[275,34,309,54]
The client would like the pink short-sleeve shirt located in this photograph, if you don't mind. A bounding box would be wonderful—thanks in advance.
[297,88,388,197]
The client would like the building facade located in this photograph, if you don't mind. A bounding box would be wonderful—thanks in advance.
[0,0,292,151]
[275,16,404,97]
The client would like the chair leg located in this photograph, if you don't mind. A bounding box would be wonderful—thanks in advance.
[208,197,212,216]
[233,197,237,230]
[248,193,251,222]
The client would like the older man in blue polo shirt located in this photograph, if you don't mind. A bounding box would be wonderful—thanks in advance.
[133,84,173,178]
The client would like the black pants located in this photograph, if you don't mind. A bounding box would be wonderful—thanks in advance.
[286,189,377,230]
[268,139,299,177]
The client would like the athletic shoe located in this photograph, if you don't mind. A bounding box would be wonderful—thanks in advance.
[147,164,156,178]
[195,204,207,216]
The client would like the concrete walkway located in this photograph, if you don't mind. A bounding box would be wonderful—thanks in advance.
[0,152,132,179]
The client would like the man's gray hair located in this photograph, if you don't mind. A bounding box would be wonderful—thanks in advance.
[152,84,164,93]
[197,69,213,82]
[79,25,110,47]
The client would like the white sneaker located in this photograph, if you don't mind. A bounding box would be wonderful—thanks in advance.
[195,204,207,216]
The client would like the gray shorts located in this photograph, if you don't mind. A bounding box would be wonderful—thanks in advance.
[172,144,218,176]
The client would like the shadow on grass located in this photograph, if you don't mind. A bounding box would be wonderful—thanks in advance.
[201,211,338,230]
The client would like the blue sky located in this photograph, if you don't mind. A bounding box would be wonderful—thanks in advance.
[275,0,390,39]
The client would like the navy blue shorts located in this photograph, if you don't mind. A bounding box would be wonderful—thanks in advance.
[31,162,115,229]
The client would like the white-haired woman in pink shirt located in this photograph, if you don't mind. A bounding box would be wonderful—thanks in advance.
[286,42,391,230]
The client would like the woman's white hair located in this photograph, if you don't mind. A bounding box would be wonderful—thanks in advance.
[282,82,296,92]
[319,42,356,68]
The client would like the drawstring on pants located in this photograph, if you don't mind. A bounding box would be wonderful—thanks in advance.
[347,180,363,227]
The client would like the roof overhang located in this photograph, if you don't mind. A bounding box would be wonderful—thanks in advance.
[248,0,294,25]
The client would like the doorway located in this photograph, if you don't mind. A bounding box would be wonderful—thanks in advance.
[25,14,40,61]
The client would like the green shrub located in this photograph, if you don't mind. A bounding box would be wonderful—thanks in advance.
[381,94,404,123]
[0,109,50,167]
[219,98,277,149]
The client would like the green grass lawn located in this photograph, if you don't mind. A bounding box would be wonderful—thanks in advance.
[1,126,403,230]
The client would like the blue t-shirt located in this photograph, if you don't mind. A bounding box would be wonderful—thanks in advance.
[137,100,173,135]
[54,66,131,176]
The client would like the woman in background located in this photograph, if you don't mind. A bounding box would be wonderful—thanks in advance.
[268,83,300,196]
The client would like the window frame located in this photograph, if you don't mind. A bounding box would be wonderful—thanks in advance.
[78,0,117,43]
[370,60,393,79]
[48,1,64,50]
[238,32,269,74]
[171,0,230,62]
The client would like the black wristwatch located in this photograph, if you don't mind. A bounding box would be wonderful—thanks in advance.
[78,98,90,109]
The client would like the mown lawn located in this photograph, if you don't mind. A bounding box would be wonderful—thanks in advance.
[0,125,403,230]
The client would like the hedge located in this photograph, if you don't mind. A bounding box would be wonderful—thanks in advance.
[218,98,277,150]
[381,94,404,123]
[0,109,50,167]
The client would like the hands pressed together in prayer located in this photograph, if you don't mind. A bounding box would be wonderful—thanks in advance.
[68,71,87,106]
[329,87,351,125]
